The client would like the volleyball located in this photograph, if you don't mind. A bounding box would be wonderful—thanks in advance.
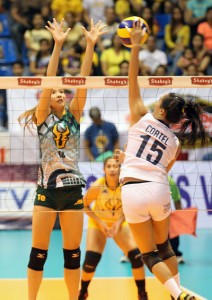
[117,16,149,48]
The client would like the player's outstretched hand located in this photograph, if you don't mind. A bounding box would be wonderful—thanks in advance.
[45,18,71,46]
[126,18,147,46]
[81,19,109,46]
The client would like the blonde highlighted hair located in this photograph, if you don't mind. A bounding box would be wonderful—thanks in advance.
[18,106,37,129]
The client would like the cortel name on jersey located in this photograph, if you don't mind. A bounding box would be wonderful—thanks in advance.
[145,125,169,145]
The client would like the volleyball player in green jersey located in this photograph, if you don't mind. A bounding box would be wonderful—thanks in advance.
[19,18,108,300]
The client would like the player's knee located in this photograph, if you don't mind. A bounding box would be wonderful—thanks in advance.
[157,240,175,261]
[142,250,162,272]
[28,247,48,271]
[63,248,81,270]
[127,248,144,268]
[82,251,102,273]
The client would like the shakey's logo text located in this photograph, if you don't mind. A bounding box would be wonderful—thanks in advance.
[191,77,212,85]
[104,78,128,86]
[62,77,86,85]
[148,77,173,86]
[18,78,42,86]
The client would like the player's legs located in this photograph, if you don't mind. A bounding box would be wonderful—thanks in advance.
[129,219,185,299]
[152,218,179,286]
[59,210,84,300]
[121,182,183,298]
[79,226,107,299]
[28,206,57,300]
[114,224,147,299]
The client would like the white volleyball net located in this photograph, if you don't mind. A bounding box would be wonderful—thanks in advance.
[0,76,212,229]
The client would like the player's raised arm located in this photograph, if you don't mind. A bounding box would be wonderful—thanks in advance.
[35,18,70,125]
[128,20,148,126]
[69,19,108,123]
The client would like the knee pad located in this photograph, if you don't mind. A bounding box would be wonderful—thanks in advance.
[142,250,162,272]
[127,248,144,269]
[63,248,81,270]
[157,240,175,261]
[82,251,102,273]
[28,247,48,271]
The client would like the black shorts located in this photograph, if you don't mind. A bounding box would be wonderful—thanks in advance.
[34,185,84,211]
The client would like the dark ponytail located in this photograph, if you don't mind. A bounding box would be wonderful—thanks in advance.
[161,93,208,146]
[179,99,208,146]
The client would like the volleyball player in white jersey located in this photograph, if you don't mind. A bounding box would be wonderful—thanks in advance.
[120,20,207,300]
[19,18,108,300]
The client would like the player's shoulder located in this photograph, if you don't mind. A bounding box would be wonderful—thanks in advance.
[88,178,106,196]
[90,177,105,188]
[94,177,105,186]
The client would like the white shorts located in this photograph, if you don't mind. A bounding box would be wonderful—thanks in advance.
[121,182,171,223]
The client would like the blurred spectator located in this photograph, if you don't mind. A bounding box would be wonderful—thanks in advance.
[118,60,129,76]
[24,13,52,58]
[185,63,205,76]
[62,35,99,76]
[197,7,212,52]
[62,12,83,50]
[97,7,119,51]
[139,35,168,75]
[29,38,54,76]
[165,5,190,52]
[77,36,99,73]
[62,47,82,76]
[9,0,51,58]
[12,61,29,76]
[83,0,113,25]
[115,0,143,21]
[100,34,130,76]
[192,33,211,74]
[60,12,84,76]
[152,0,173,14]
[84,107,119,161]
[140,6,159,37]
[177,0,192,24]
[162,0,174,14]
[51,0,83,22]
[176,47,198,75]
[186,0,212,27]
[154,64,168,76]
[164,5,190,74]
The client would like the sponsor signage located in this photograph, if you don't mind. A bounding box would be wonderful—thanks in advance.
[17,78,42,86]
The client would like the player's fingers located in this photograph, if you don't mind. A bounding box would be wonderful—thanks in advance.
[96,20,102,29]
[125,25,131,32]
[47,20,54,29]
[60,18,64,28]
[141,27,147,36]
[90,18,94,28]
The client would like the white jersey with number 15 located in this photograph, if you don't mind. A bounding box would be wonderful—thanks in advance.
[120,113,179,184]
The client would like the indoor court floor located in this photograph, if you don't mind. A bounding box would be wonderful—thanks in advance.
[0,229,211,300]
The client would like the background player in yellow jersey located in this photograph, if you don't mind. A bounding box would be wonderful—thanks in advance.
[78,157,148,300]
